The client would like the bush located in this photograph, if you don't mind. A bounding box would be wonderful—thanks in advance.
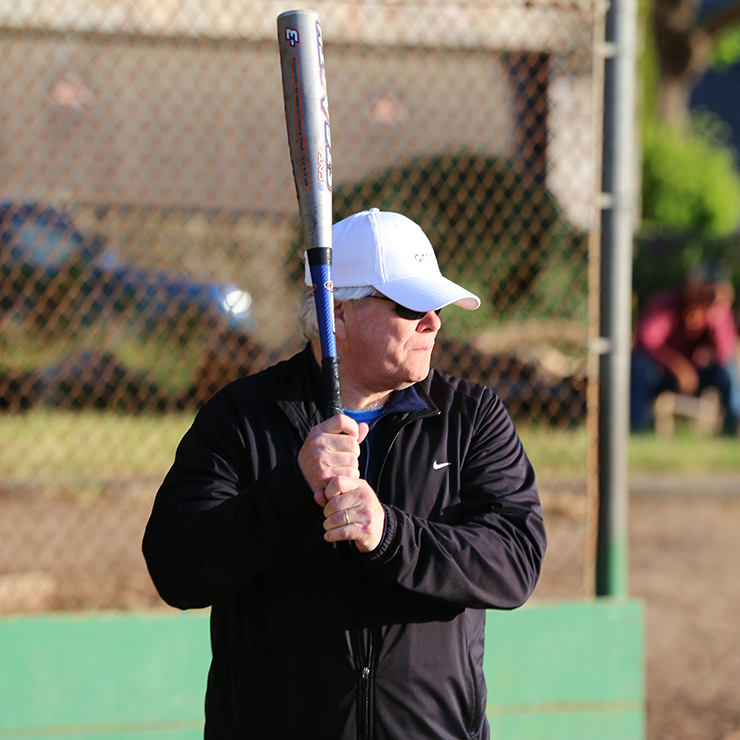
[712,27,740,72]
[290,151,587,330]
[641,114,740,235]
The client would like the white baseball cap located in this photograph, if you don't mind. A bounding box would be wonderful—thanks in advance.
[304,208,480,312]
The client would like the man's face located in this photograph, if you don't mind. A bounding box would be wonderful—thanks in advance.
[685,277,730,307]
[335,294,442,396]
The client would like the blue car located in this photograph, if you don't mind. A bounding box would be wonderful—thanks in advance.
[0,200,253,334]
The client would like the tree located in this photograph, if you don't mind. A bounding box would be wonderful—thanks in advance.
[652,0,740,123]
[641,0,740,236]
[288,151,586,318]
[642,113,740,233]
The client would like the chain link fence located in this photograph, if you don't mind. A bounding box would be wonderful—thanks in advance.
[0,0,604,612]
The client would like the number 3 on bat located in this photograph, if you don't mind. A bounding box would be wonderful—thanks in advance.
[285,28,300,47]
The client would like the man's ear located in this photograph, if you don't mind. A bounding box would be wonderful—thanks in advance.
[334,301,348,340]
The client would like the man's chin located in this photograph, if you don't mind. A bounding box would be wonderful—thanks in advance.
[407,366,432,386]
[394,371,430,391]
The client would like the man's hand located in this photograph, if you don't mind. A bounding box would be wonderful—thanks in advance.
[669,355,700,395]
[319,476,386,553]
[297,414,369,496]
[297,414,383,552]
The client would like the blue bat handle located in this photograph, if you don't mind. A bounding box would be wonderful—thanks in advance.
[308,253,343,417]
[310,262,337,360]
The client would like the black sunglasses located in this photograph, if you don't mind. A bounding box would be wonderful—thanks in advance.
[368,295,442,321]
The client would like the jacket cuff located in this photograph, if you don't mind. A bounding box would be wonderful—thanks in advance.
[360,504,399,567]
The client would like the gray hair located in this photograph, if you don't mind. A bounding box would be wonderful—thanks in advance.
[296,285,376,341]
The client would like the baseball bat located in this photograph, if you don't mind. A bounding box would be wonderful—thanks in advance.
[277,9,342,418]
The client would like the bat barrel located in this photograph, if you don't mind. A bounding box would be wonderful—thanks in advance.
[278,9,342,417]
[277,9,333,247]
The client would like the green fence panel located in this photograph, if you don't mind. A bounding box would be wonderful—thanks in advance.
[0,612,209,738]
[485,598,645,739]
[0,600,644,739]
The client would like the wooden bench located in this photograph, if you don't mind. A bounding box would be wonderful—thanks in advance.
[653,389,721,436]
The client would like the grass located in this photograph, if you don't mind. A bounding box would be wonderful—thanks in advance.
[0,411,195,482]
[626,428,740,475]
[517,425,590,477]
[0,321,206,394]
[519,423,740,477]
[0,412,737,488]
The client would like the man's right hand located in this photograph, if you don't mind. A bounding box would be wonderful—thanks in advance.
[670,356,700,395]
[297,414,369,501]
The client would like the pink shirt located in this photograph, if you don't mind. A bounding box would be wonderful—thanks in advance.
[634,290,738,369]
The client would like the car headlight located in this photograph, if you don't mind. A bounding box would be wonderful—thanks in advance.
[222,289,252,319]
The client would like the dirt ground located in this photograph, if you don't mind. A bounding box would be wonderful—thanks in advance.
[629,486,740,740]
[1,478,739,740]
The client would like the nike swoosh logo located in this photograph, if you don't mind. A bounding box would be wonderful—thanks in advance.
[433,460,451,470]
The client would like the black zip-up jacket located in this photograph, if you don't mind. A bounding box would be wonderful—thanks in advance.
[143,345,546,740]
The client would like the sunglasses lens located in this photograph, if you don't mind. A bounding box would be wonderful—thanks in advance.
[369,295,441,320]
[394,304,426,320]
[394,304,442,320]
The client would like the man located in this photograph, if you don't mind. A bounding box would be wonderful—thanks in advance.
[143,208,547,739]
[631,262,740,436]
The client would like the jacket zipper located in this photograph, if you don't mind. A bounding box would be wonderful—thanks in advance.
[348,588,373,740]
[359,657,372,740]
[355,408,437,740]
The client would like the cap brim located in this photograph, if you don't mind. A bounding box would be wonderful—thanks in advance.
[375,274,481,312]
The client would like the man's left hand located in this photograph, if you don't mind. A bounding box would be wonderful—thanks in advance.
[317,476,386,553]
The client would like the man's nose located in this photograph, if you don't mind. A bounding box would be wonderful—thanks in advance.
[418,310,442,331]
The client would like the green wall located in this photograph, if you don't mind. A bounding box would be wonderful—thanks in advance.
[0,599,644,739]
[484,600,645,739]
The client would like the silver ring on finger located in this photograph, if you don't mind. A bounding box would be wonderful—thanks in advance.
[343,510,350,526]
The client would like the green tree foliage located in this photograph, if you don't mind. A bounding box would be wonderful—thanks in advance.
[289,152,586,327]
[637,0,740,305]
[641,114,740,235]
[712,24,740,70]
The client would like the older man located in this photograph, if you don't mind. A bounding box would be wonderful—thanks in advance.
[631,262,739,436]
[143,208,546,740]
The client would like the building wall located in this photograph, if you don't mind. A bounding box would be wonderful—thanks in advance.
[0,33,517,212]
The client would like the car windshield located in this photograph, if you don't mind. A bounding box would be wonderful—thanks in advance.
[8,212,83,267]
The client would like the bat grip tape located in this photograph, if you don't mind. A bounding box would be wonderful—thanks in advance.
[308,248,343,417]
[322,357,343,418]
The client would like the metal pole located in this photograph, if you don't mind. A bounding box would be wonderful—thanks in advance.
[597,0,639,598]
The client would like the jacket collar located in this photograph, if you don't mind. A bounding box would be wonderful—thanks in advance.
[384,382,437,419]
[276,343,440,434]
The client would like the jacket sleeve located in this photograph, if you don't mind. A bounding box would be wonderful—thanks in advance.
[142,389,320,610]
[708,304,739,366]
[634,294,676,356]
[360,392,547,611]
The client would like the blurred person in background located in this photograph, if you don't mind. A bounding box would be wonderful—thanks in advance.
[630,262,740,436]
[143,208,546,740]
